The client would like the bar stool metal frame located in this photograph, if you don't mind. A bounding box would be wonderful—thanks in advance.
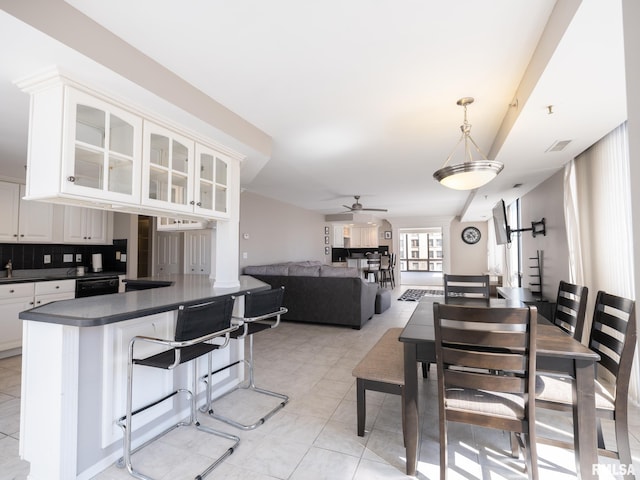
[203,287,288,430]
[116,296,240,480]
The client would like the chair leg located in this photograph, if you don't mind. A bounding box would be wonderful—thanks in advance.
[422,362,429,378]
[207,334,289,430]
[521,431,539,480]
[356,378,366,436]
[117,356,240,480]
[440,419,447,480]
[614,413,635,479]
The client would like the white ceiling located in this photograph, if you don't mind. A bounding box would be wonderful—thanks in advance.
[0,0,628,222]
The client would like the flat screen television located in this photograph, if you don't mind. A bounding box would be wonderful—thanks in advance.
[492,199,511,245]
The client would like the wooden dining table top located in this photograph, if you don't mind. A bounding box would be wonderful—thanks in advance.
[399,296,600,362]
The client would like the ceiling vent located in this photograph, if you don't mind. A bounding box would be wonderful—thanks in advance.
[546,140,572,152]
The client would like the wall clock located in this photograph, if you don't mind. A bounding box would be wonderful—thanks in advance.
[461,226,481,245]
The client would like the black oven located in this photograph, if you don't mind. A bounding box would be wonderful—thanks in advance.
[75,276,120,298]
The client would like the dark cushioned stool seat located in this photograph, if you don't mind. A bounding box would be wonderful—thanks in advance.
[375,288,391,314]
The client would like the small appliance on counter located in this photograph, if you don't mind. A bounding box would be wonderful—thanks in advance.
[92,253,103,273]
[76,266,86,276]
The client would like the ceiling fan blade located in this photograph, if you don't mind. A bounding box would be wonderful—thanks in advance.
[362,207,388,212]
[342,204,354,210]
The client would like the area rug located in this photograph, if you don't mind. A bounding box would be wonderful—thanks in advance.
[397,288,443,301]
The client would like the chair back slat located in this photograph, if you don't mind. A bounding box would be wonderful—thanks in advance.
[588,291,636,391]
[434,302,536,394]
[440,329,528,349]
[175,297,235,342]
[552,281,588,341]
[244,287,285,318]
[444,274,490,299]
[445,368,526,393]
[442,347,527,372]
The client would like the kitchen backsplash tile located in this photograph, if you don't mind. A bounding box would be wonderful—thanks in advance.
[0,240,127,273]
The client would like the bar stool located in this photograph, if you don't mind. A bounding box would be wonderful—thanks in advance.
[116,296,240,480]
[204,287,288,430]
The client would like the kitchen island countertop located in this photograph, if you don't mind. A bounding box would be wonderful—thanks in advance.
[19,274,269,327]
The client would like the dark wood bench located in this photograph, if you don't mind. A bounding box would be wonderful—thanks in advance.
[351,327,405,436]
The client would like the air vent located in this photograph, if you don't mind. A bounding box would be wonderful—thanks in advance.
[546,140,572,152]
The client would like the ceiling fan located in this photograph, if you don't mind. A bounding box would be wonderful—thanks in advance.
[342,195,388,212]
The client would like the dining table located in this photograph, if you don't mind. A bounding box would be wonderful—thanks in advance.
[399,295,601,479]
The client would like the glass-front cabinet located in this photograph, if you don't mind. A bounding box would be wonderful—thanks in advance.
[142,122,194,214]
[63,88,142,204]
[195,143,229,217]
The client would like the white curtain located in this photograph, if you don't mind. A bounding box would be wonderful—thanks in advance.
[566,122,638,402]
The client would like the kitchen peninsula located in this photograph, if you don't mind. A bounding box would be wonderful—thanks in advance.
[18,274,269,480]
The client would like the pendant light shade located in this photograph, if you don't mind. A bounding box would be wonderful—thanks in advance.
[433,97,503,190]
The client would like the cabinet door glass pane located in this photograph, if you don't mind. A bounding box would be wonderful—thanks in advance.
[215,158,227,186]
[199,181,213,210]
[215,186,227,213]
[200,153,214,182]
[109,114,134,157]
[150,134,169,167]
[109,157,133,195]
[76,105,105,147]
[173,141,189,173]
[171,174,188,204]
[149,167,168,201]
[74,147,103,189]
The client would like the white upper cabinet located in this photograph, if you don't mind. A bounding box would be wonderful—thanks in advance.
[62,88,142,204]
[195,143,229,217]
[142,121,194,214]
[63,206,111,244]
[142,124,230,219]
[0,182,53,243]
[19,71,242,222]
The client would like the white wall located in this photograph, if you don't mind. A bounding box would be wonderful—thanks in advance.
[520,169,569,300]
[239,191,328,269]
[449,218,489,275]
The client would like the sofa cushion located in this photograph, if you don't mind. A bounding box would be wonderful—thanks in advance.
[320,265,360,278]
[289,264,321,277]
[244,264,290,275]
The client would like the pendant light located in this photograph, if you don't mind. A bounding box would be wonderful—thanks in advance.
[433,97,503,190]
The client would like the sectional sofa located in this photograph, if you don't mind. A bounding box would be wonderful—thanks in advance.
[243,261,378,329]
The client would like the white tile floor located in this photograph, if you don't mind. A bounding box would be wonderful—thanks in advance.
[1,286,639,479]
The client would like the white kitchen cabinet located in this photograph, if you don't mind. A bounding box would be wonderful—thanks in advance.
[332,225,349,248]
[0,283,35,353]
[142,125,230,219]
[21,80,142,205]
[349,226,379,248]
[195,143,229,218]
[0,182,54,243]
[61,88,142,204]
[19,71,241,222]
[34,280,75,307]
[64,206,111,244]
[142,122,194,214]
[156,217,210,231]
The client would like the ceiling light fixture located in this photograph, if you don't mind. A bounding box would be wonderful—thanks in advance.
[433,97,504,190]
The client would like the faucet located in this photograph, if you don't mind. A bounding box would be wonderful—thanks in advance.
[5,259,12,278]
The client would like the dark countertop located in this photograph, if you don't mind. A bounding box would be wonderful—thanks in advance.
[0,269,123,284]
[19,274,270,327]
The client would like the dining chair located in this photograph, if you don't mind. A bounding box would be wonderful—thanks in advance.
[362,253,381,284]
[434,302,539,480]
[536,291,636,478]
[205,287,289,430]
[117,297,240,480]
[552,280,589,342]
[379,254,392,288]
[422,274,491,378]
[443,274,490,300]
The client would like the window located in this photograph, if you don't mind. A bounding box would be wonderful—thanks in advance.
[399,230,443,272]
